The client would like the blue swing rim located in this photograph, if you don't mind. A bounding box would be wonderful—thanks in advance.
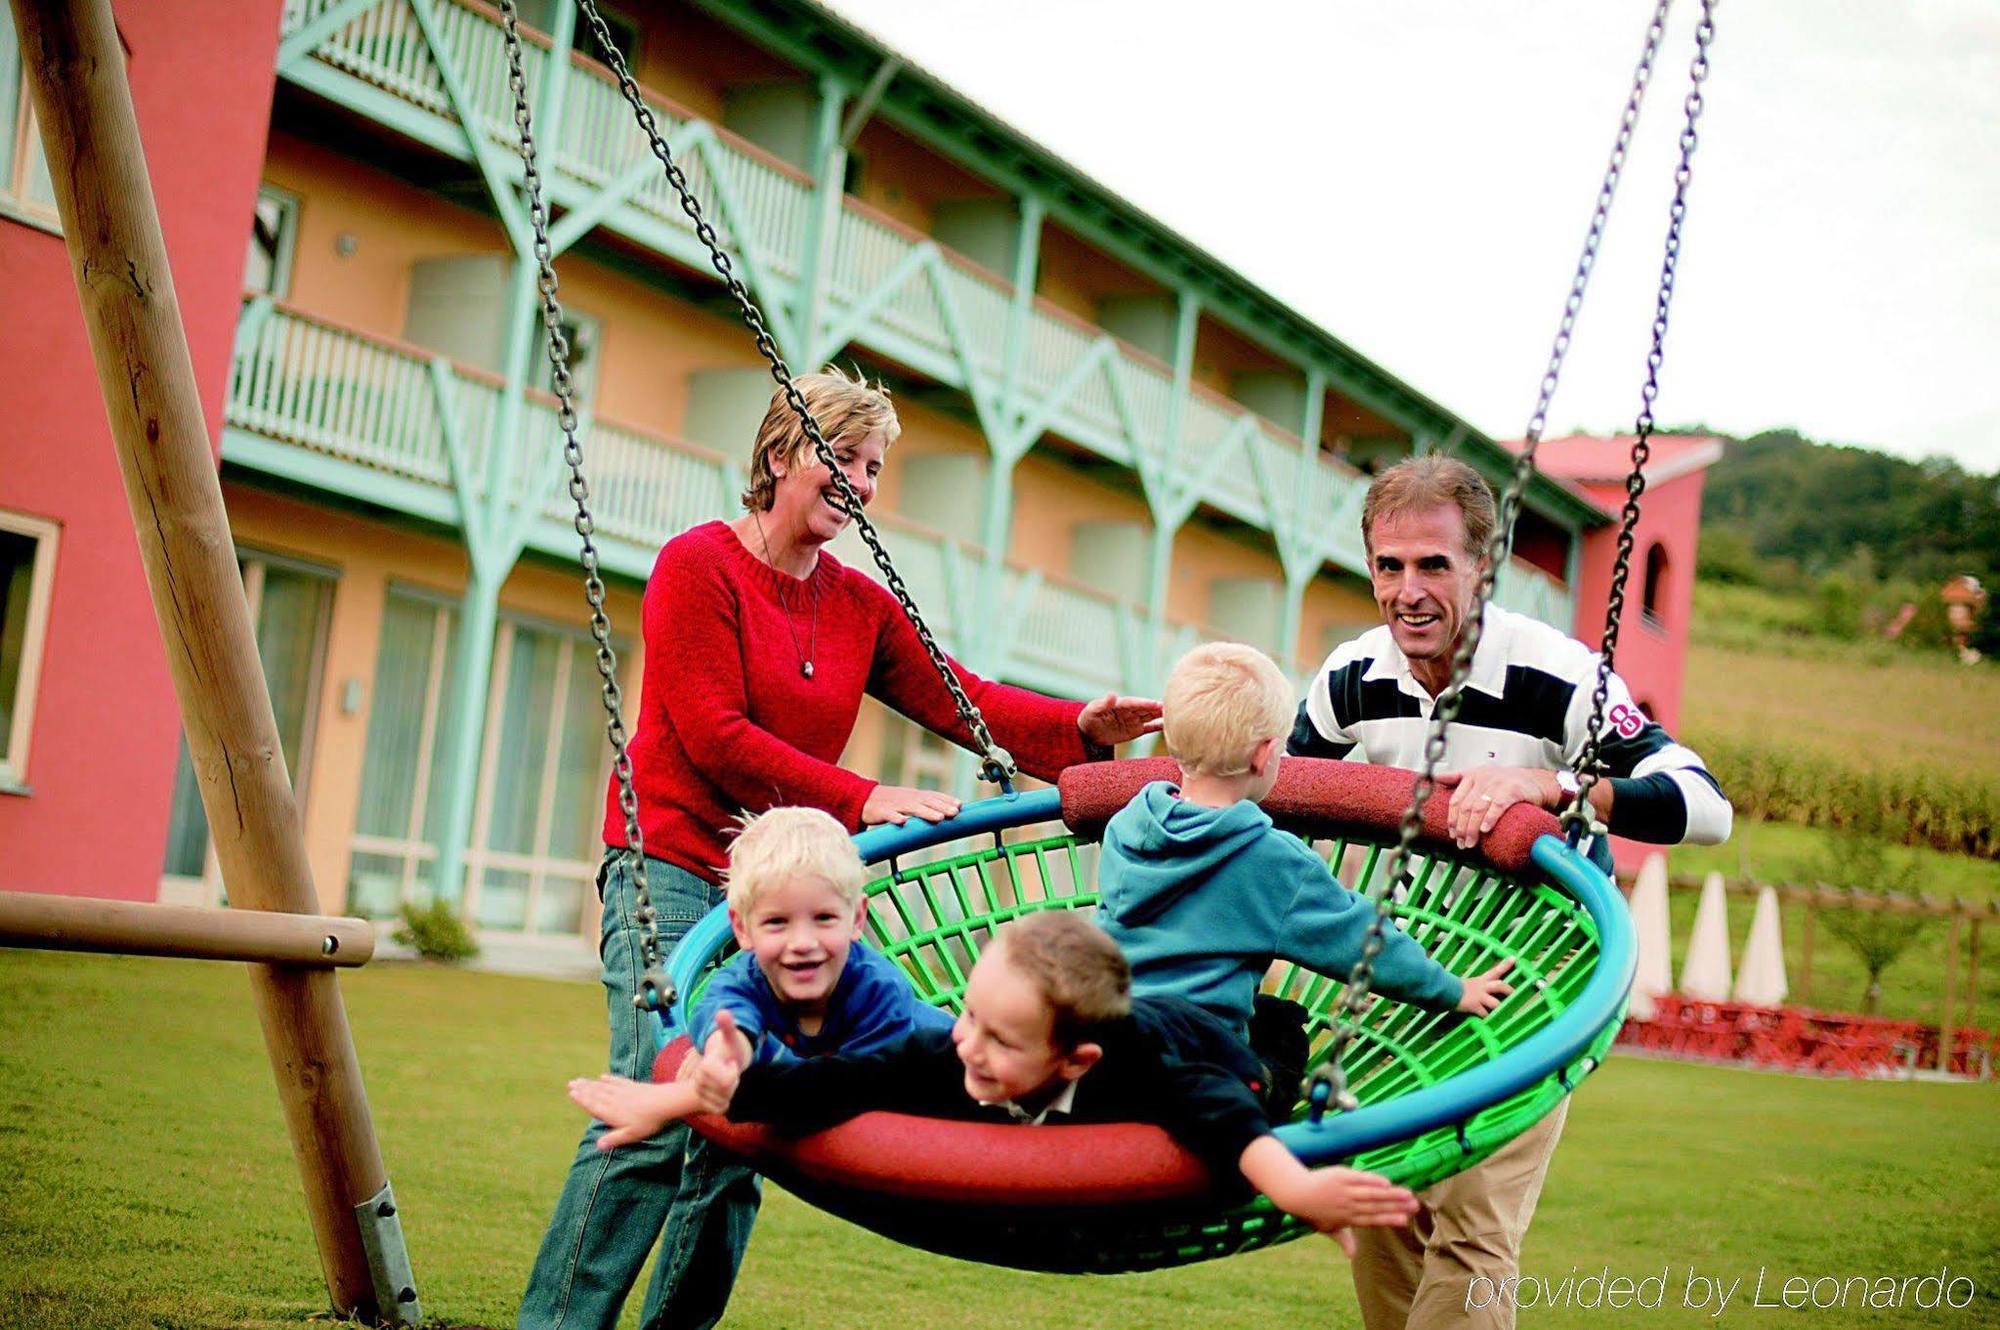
[654,786,1634,1169]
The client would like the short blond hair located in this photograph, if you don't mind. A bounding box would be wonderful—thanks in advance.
[740,367,901,512]
[1162,642,1295,778]
[725,807,867,915]
[993,912,1131,1049]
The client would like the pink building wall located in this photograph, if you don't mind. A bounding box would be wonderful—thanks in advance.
[0,1,283,898]
[1567,465,1708,737]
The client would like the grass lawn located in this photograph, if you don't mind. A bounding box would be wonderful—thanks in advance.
[3,953,1997,1329]
[1686,588,2000,777]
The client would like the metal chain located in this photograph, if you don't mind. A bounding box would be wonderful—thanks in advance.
[500,2,668,1011]
[1565,0,1717,837]
[570,0,1017,789]
[1308,0,1682,1119]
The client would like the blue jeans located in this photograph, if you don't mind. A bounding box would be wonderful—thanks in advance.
[518,850,761,1330]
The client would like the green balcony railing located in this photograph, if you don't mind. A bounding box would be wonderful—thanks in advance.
[266,0,1583,627]
[224,301,1272,697]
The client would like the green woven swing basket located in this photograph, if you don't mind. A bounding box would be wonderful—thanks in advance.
[659,758,1633,1273]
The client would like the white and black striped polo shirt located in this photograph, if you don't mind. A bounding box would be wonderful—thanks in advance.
[1290,605,1731,845]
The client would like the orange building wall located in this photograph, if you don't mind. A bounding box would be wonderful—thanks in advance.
[1192,315,1288,403]
[848,121,998,238]
[264,133,770,443]
[1035,224,1157,327]
[220,483,645,915]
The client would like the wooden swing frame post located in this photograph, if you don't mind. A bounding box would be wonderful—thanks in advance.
[10,0,405,1318]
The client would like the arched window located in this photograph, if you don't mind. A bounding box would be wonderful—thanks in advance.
[1642,542,1670,627]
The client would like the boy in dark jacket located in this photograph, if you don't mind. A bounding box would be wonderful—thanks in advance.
[571,912,1422,1252]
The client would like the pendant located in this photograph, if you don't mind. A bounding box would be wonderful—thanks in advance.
[801,660,814,680]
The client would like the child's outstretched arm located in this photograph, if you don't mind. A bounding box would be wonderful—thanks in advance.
[1236,1136,1420,1256]
[1278,847,1464,1012]
[568,1075,699,1149]
[1455,957,1515,1015]
[569,1011,751,1150]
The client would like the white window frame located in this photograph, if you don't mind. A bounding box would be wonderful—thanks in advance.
[2,9,60,234]
[244,183,301,299]
[0,509,59,792]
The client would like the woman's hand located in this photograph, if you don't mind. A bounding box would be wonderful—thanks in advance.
[1078,694,1165,749]
[861,784,962,826]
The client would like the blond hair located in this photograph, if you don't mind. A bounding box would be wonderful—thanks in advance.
[993,912,1131,1049]
[1162,642,1294,778]
[1361,455,1497,561]
[725,807,867,915]
[740,367,901,512]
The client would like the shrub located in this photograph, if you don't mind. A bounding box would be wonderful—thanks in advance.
[1812,832,1932,1014]
[1693,734,1999,861]
[1812,570,1864,639]
[393,899,481,963]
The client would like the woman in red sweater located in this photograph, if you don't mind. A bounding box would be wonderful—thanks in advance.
[520,369,1161,1330]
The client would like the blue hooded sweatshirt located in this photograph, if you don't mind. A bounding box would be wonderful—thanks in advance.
[1096,782,1465,1035]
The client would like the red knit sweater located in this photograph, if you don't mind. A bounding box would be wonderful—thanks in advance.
[604,521,1097,883]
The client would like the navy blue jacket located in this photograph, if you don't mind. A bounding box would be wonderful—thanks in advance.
[687,942,954,1066]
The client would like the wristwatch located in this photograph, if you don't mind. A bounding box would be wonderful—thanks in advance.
[1553,769,1581,804]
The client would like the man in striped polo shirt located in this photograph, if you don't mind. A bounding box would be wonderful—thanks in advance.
[1290,455,1729,1329]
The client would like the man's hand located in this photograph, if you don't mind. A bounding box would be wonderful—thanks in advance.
[861,784,961,826]
[1456,958,1516,1016]
[1078,694,1164,749]
[691,1009,751,1113]
[1435,767,1558,848]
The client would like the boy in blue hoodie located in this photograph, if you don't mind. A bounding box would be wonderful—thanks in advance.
[1097,643,1513,1109]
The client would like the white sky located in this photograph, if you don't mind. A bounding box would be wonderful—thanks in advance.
[826,0,2000,473]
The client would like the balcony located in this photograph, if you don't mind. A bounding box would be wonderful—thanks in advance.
[273,0,1393,582]
[222,299,1234,697]
[224,299,1573,696]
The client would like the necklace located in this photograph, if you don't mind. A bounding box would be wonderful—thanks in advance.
[751,508,819,680]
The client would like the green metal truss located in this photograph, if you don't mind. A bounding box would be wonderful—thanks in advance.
[257,0,1581,897]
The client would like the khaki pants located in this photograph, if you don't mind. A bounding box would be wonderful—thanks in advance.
[1350,1098,1569,1330]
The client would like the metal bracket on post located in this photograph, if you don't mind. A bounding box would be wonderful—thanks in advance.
[354,1182,423,1327]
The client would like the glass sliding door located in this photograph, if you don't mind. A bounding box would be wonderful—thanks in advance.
[464,617,608,938]
[159,553,335,905]
[347,587,460,918]
[346,593,610,940]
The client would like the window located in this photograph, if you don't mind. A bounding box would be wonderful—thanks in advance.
[348,588,464,918]
[463,617,611,935]
[879,713,957,794]
[0,4,60,228]
[1642,542,1670,629]
[159,553,335,903]
[0,512,59,791]
[243,185,300,298]
[347,591,615,938]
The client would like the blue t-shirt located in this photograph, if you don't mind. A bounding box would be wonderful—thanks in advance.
[686,941,955,1065]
